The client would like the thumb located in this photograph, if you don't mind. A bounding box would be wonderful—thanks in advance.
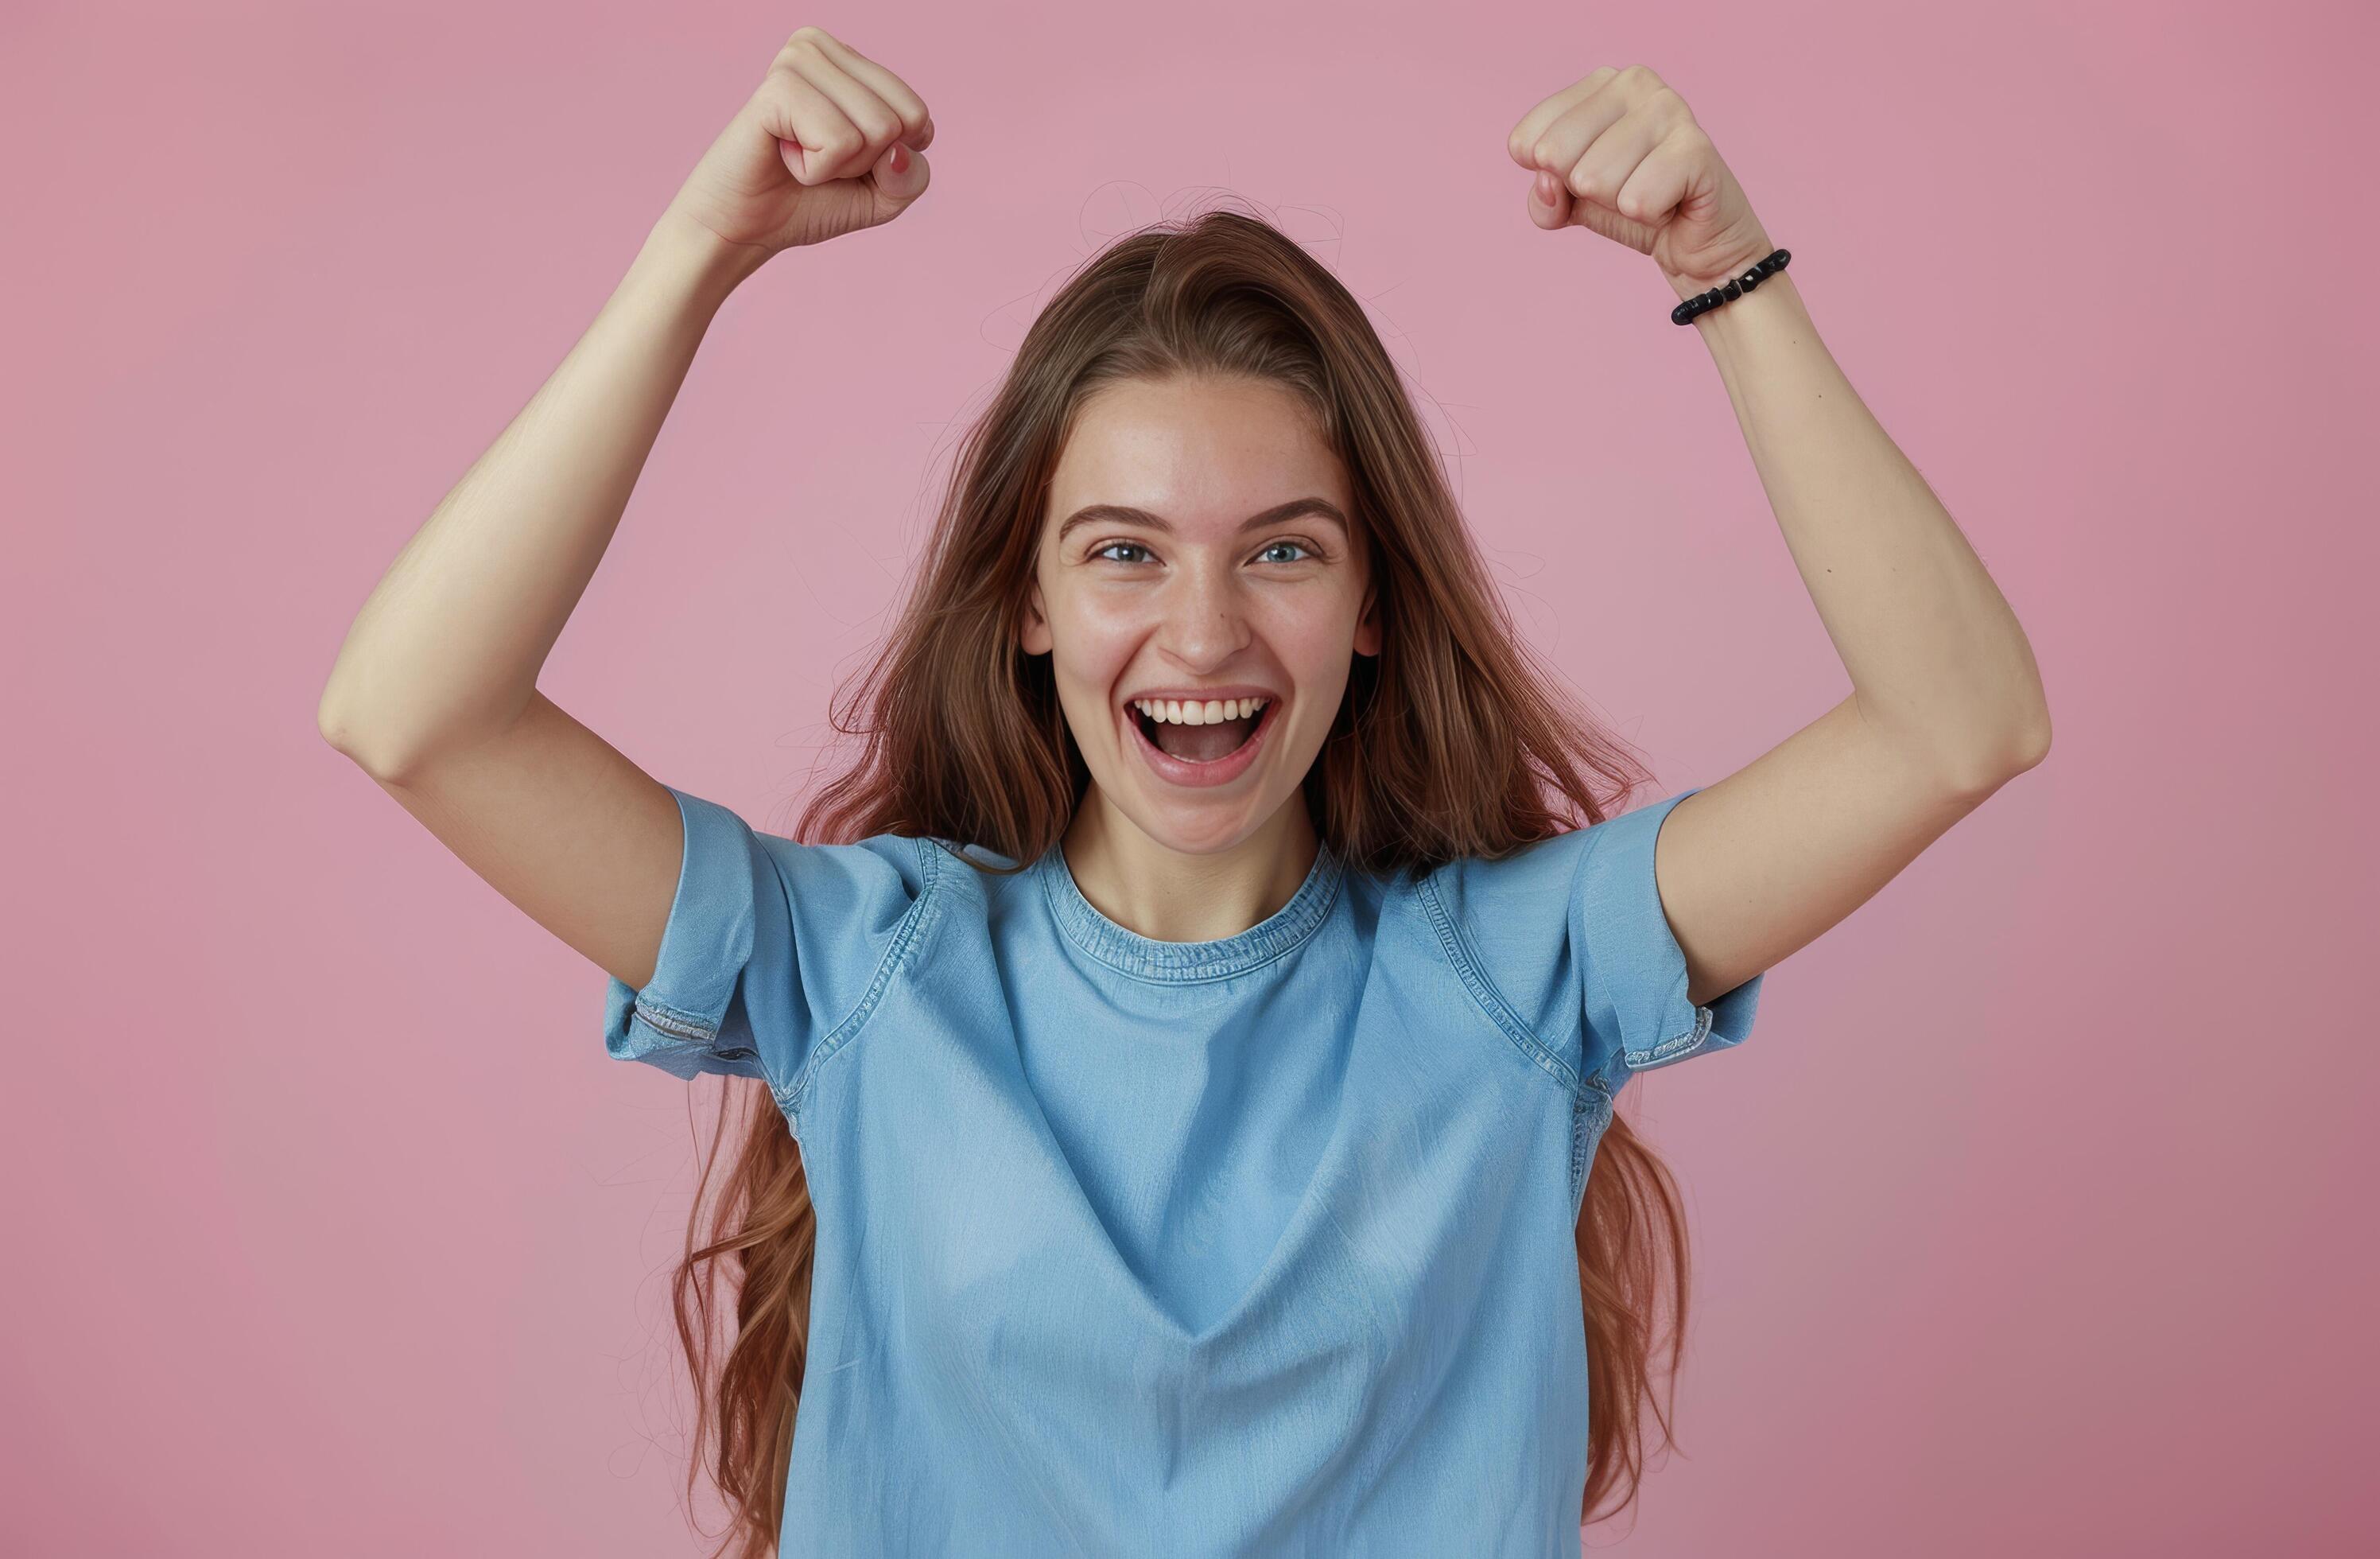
[1527,169,1572,231]
[865,141,931,219]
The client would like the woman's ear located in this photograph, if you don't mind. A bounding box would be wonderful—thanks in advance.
[1353,579,1382,658]
[1019,580,1052,655]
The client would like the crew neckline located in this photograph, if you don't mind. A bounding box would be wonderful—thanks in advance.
[1037,833,1344,983]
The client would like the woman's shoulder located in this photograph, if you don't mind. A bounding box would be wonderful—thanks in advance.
[760,827,947,900]
[1415,824,1598,917]
[1419,791,1699,908]
[918,835,1027,873]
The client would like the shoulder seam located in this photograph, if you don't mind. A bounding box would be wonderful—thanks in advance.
[1565,825,1633,1094]
[1414,862,1581,1100]
[772,835,945,1122]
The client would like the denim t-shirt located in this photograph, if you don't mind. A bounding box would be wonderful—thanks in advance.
[603,783,1764,1556]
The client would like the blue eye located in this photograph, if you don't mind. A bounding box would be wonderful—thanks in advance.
[1090,538,1318,566]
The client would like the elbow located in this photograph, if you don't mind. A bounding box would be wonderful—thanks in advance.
[2005,690,2054,773]
[316,680,371,768]
[2013,709,2052,772]
[316,690,414,785]
[316,686,361,763]
[1944,708,2052,798]
[317,711,392,782]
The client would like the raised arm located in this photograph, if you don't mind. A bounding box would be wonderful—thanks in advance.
[316,26,934,992]
[315,209,771,991]
[314,210,762,786]
[1652,266,2050,1009]
[1507,64,2052,1008]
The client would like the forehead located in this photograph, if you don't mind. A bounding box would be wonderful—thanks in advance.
[1045,376,1349,535]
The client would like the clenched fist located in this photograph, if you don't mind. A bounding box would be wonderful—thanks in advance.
[664,25,934,262]
[1506,65,1773,304]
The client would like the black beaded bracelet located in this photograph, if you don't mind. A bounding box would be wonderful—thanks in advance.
[1671,247,1791,325]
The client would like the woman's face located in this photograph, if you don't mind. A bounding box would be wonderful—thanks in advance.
[1021,375,1380,857]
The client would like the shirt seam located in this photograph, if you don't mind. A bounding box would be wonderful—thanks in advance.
[1414,865,1582,1102]
[1039,841,1342,984]
[1558,829,1629,1215]
[1623,1004,1718,1071]
[619,999,771,1082]
[772,834,945,1122]
[1057,921,1330,985]
[1569,1083,1615,1220]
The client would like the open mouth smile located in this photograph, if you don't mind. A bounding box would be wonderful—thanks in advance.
[1123,694,1279,789]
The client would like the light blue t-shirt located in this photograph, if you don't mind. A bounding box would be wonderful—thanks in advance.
[604,783,1764,1556]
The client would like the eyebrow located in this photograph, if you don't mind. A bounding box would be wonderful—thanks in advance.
[1054,497,1350,546]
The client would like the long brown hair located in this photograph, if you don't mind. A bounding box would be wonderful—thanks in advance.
[666,199,1695,1554]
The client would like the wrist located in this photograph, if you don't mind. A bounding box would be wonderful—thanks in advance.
[1662,233,1781,305]
[639,208,775,308]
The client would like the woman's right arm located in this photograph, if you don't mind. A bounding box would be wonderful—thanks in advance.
[315,211,771,994]
[316,212,763,787]
[316,26,933,992]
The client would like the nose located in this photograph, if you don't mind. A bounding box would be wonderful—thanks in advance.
[1155,564,1251,671]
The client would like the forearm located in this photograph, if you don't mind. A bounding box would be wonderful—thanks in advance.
[1689,266,2052,787]
[316,211,769,779]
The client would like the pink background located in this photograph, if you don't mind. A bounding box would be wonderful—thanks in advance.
[6,2,2374,1553]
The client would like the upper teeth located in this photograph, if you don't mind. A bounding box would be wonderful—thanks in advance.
[1132,695,1268,725]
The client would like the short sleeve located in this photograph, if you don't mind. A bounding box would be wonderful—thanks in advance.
[1574,786,1764,1086]
[1424,783,1765,1098]
[601,785,935,1103]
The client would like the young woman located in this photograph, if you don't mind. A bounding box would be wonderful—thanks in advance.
[319,27,2050,1557]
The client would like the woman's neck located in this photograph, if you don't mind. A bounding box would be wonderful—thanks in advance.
[1058,790,1320,944]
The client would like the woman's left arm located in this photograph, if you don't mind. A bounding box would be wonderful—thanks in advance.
[1510,65,2052,1007]
[1681,266,2052,785]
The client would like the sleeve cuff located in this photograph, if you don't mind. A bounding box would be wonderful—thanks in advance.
[600,787,771,1083]
[1579,786,1765,1083]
